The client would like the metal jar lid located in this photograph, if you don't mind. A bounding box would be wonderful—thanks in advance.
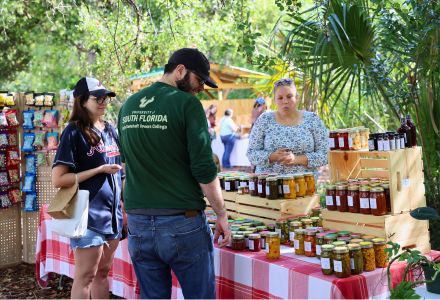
[334,246,349,254]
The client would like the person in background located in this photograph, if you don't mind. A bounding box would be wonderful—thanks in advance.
[117,48,230,299]
[205,104,217,140]
[251,97,267,128]
[219,108,239,169]
[247,78,328,175]
[51,77,124,299]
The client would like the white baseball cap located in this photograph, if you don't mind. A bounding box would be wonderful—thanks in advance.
[73,77,116,98]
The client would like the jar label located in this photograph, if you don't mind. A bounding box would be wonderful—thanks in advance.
[283,185,290,193]
[316,245,322,256]
[305,241,312,252]
[336,196,341,206]
[339,137,345,147]
[258,184,263,193]
[240,181,247,187]
[390,140,396,150]
[400,138,405,149]
[249,182,255,191]
[225,182,231,191]
[370,197,377,209]
[360,197,370,208]
[294,239,300,249]
[321,257,331,270]
[368,140,375,151]
[260,238,266,249]
[378,140,384,151]
[333,260,343,272]
[278,185,283,194]
[249,241,254,250]
[383,142,390,151]
[350,257,355,270]
[265,186,270,196]
[348,196,354,207]
[275,228,281,238]
[349,137,353,148]
[296,183,299,193]
[289,231,295,242]
[329,138,335,148]
[325,196,334,206]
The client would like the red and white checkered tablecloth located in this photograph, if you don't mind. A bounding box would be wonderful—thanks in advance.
[36,205,432,299]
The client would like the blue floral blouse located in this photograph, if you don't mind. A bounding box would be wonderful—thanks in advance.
[247,111,329,174]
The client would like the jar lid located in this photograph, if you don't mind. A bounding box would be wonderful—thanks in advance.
[321,244,335,251]
[294,174,305,179]
[306,230,317,236]
[369,182,382,187]
[260,231,270,237]
[267,223,275,229]
[348,178,359,182]
[350,234,361,239]
[335,181,348,185]
[337,231,351,236]
[316,232,326,238]
[249,233,261,240]
[302,218,312,223]
[381,183,390,188]
[242,223,252,227]
[372,238,386,245]
[332,241,347,247]
[327,184,336,189]
[283,174,294,179]
[258,175,268,179]
[371,187,385,192]
[336,185,348,190]
[249,173,258,179]
[350,239,364,244]
[256,226,267,231]
[240,176,249,180]
[348,243,361,250]
[334,246,349,253]
[310,217,320,221]
[232,234,245,240]
[360,241,373,248]
[348,185,359,190]
[359,186,370,191]
[324,234,337,240]
[294,229,306,234]
[358,180,370,185]
[304,173,314,177]
[266,176,277,182]
[361,235,376,240]
[290,221,302,227]
[243,231,254,237]
[267,232,280,238]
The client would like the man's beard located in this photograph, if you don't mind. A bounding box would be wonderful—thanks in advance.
[176,73,194,94]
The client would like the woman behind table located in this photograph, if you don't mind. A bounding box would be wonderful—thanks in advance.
[51,77,124,299]
[247,78,328,175]
[220,108,239,169]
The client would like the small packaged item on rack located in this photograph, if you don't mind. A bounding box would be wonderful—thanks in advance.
[25,91,35,106]
[24,192,37,212]
[22,174,36,192]
[6,93,15,106]
[23,110,35,129]
[33,110,44,127]
[42,110,58,128]
[59,109,70,127]
[5,109,19,127]
[0,171,9,186]
[8,188,20,204]
[0,152,6,168]
[44,92,55,106]
[7,130,17,147]
[0,191,12,208]
[0,91,7,106]
[6,149,20,166]
[34,93,45,106]
[26,154,37,174]
[22,132,35,152]
[0,131,8,148]
[33,131,46,150]
[0,113,7,127]
[46,132,59,150]
[8,167,20,184]
[36,152,47,167]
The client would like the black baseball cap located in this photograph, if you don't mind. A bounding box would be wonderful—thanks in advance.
[73,77,116,98]
[167,48,218,88]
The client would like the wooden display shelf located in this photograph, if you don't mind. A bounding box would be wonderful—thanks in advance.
[207,191,319,224]
[321,209,431,254]
[328,147,426,214]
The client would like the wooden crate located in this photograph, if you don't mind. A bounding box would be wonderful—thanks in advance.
[0,205,22,268]
[321,209,431,254]
[205,191,238,219]
[328,147,426,214]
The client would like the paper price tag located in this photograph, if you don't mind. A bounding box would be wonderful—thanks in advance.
[402,178,410,188]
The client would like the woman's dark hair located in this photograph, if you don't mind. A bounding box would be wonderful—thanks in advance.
[69,93,101,146]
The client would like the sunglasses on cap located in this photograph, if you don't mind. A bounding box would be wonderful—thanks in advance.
[274,78,294,87]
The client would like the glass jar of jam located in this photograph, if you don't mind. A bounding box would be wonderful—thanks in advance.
[260,231,269,250]
[326,185,337,210]
[372,238,387,268]
[289,221,302,246]
[320,244,335,275]
[224,177,235,192]
[339,130,350,151]
[316,232,326,258]
[304,230,317,257]
[336,184,348,212]
[239,176,249,194]
[249,174,259,196]
[294,229,306,255]
[266,232,281,259]
[231,235,246,250]
[257,175,267,198]
[359,186,371,214]
[304,173,315,195]
[248,234,261,252]
[369,187,387,216]
[282,175,296,199]
[275,220,283,239]
[244,231,253,248]
[360,241,376,271]
[347,185,360,213]
[219,175,225,190]
[310,217,320,227]
[295,175,307,197]
[266,177,279,200]
[311,207,321,217]
[348,243,364,275]
[324,233,337,244]
[333,246,351,278]
[381,183,391,213]
[360,128,370,150]
[301,218,313,229]
[349,128,361,150]
[329,131,339,150]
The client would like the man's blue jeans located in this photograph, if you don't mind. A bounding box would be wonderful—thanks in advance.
[221,134,236,168]
[127,212,215,299]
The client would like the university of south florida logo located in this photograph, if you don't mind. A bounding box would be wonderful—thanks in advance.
[139,96,155,108]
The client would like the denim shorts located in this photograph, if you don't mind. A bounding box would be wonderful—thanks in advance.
[70,229,121,250]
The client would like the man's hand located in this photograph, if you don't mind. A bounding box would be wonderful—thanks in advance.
[214,213,231,247]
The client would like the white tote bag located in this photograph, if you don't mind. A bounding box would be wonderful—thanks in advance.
[47,189,90,238]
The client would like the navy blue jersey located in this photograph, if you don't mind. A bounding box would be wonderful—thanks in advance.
[53,122,123,235]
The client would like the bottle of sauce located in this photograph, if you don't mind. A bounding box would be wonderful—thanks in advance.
[397,117,412,148]
[406,114,417,146]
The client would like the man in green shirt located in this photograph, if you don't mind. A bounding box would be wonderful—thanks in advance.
[118,48,230,299]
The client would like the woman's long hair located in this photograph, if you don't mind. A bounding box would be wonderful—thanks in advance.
[69,93,101,146]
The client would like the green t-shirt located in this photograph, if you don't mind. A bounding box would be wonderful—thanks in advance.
[117,82,217,210]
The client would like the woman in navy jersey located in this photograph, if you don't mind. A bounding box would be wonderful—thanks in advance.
[52,77,124,299]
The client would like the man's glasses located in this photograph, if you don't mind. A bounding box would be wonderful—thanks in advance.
[274,78,293,87]
[90,96,112,105]
[188,70,205,86]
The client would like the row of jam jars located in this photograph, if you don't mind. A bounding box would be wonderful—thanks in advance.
[329,130,350,151]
